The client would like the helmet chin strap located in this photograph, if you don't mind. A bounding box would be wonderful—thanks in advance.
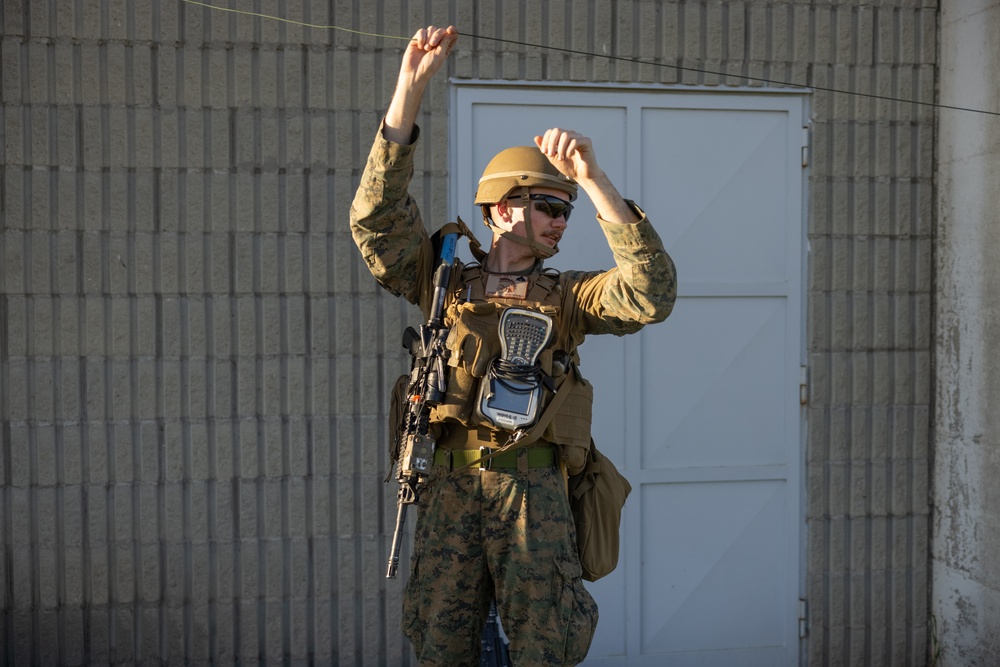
[480,190,559,260]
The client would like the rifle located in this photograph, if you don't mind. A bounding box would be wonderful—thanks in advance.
[386,230,459,579]
[479,600,513,667]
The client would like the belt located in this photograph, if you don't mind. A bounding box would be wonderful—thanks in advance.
[434,446,556,471]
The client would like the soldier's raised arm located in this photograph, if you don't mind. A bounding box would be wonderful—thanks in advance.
[383,25,458,144]
[534,127,640,226]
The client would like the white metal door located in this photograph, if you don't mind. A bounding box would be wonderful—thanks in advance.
[450,83,807,666]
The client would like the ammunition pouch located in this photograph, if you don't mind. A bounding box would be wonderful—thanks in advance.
[542,370,594,475]
[430,301,503,425]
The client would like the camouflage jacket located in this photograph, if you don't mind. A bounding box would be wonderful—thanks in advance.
[349,124,677,336]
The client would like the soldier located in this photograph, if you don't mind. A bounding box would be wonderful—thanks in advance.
[350,25,677,666]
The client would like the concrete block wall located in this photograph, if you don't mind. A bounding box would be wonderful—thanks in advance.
[0,1,936,664]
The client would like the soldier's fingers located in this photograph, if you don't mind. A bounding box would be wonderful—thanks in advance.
[563,138,579,160]
[439,27,458,54]
[556,132,576,160]
[415,25,456,54]
[412,26,441,50]
[430,26,458,53]
[410,27,427,49]
[538,128,563,156]
[426,25,443,48]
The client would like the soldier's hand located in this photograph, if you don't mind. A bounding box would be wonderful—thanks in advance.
[398,25,458,90]
[534,128,602,183]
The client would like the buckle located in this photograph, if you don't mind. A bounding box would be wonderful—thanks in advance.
[478,446,493,471]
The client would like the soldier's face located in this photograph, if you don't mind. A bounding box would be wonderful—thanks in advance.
[507,187,571,248]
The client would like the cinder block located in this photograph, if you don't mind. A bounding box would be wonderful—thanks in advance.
[113,424,141,484]
[312,419,331,477]
[234,359,254,417]
[825,292,848,353]
[186,295,208,356]
[285,355,305,414]
[239,539,260,600]
[912,349,931,405]
[61,426,84,486]
[190,422,210,480]
[807,292,831,352]
[233,237,255,297]
[57,107,78,170]
[2,39,23,105]
[26,42,48,105]
[4,235,26,307]
[262,419,284,479]
[32,360,56,422]
[231,416,256,478]
[189,601,212,661]
[828,460,849,518]
[136,421,158,484]
[85,423,112,486]
[288,479,308,538]
[259,237,279,296]
[209,234,231,296]
[85,485,108,546]
[212,361,233,418]
[866,407,889,460]
[214,419,237,482]
[259,357,280,416]
[63,545,84,607]
[871,350,891,405]
[890,294,912,349]
[284,175,306,235]
[355,296,379,358]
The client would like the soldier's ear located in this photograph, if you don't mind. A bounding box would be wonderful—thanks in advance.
[495,199,514,222]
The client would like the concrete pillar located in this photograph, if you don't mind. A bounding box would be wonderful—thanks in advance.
[932,1,1000,665]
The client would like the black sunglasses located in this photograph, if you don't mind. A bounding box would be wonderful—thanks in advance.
[508,194,574,222]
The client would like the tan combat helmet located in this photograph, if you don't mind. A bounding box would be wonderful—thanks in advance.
[475,146,578,259]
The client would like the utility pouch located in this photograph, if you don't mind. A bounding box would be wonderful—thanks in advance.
[430,301,503,425]
[544,369,594,475]
[569,441,632,582]
[445,301,503,377]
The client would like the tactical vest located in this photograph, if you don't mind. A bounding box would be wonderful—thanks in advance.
[430,262,594,462]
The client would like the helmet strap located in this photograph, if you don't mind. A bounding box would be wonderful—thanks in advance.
[478,189,559,260]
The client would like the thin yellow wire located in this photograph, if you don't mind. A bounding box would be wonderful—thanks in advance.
[180,0,413,41]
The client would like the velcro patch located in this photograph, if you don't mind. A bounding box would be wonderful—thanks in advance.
[484,274,530,299]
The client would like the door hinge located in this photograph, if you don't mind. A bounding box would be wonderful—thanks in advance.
[799,598,808,638]
[801,127,810,167]
[799,366,808,405]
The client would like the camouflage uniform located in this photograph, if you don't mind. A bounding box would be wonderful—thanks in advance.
[350,124,676,666]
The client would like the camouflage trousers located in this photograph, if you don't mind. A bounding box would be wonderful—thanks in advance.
[402,456,598,666]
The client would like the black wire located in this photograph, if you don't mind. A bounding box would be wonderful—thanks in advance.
[490,358,544,393]
[179,2,998,118]
[457,31,1000,118]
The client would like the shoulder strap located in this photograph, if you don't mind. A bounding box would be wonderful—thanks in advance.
[436,216,487,263]
[526,269,561,303]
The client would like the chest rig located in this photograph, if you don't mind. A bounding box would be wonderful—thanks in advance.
[429,263,594,455]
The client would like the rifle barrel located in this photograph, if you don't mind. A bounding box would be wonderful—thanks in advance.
[386,501,407,579]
